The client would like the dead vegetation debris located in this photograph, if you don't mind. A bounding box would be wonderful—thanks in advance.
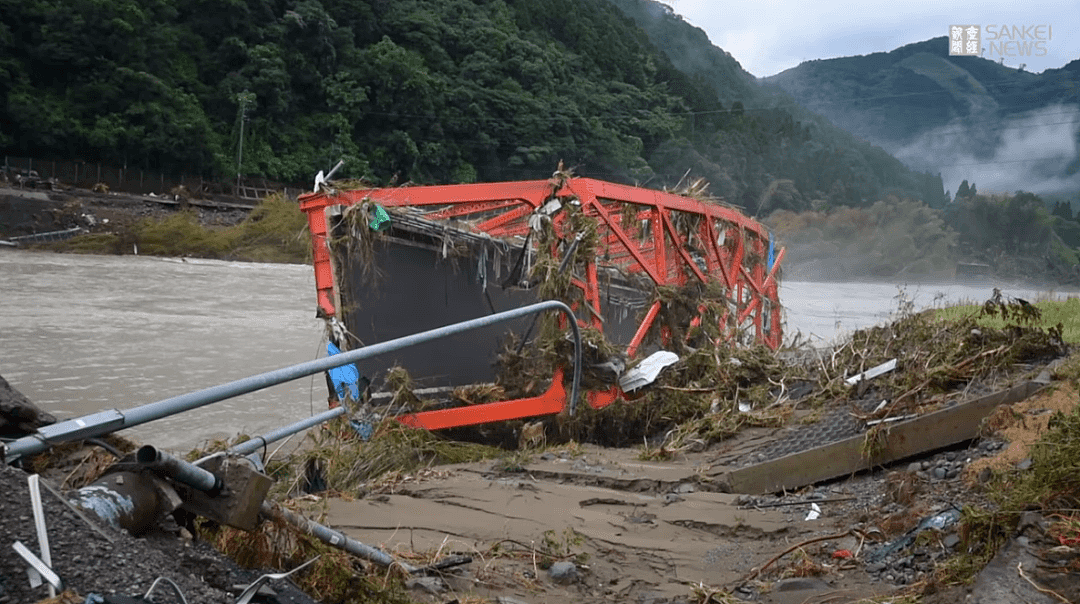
[337,275,1068,466]
[272,417,504,499]
[201,511,412,604]
[24,434,138,489]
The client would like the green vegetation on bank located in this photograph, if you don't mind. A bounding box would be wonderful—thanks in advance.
[935,296,1080,344]
[765,188,1080,281]
[766,197,957,279]
[50,195,311,263]
[934,385,1080,587]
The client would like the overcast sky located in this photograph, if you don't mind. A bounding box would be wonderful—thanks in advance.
[667,0,1080,78]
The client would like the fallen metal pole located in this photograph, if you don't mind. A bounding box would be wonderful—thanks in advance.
[260,500,416,572]
[4,301,581,462]
[192,406,346,468]
[228,406,346,458]
[137,445,223,495]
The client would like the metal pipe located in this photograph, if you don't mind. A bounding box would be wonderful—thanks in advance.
[192,406,346,468]
[5,300,580,462]
[260,500,416,572]
[137,445,223,496]
[324,159,345,181]
[228,406,345,458]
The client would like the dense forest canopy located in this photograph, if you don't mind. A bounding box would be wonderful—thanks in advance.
[0,0,944,213]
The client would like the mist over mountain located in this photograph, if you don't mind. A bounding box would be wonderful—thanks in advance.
[606,0,945,209]
[608,2,1080,282]
[763,38,1080,195]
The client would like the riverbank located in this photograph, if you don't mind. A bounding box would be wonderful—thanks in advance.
[0,186,309,264]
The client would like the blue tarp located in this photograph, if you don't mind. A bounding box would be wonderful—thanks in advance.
[326,341,361,402]
[767,233,775,272]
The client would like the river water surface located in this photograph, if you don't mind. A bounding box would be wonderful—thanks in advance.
[1,249,1075,451]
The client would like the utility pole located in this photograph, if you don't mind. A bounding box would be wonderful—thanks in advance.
[236,90,256,196]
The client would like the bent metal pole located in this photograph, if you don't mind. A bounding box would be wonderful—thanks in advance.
[137,445,223,495]
[193,406,347,466]
[3,300,582,463]
[260,500,416,572]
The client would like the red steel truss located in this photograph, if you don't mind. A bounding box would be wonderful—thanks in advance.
[299,177,784,427]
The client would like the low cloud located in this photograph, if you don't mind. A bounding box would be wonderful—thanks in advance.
[893,103,1080,196]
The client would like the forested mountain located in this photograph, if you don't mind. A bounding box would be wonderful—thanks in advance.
[0,0,943,213]
[764,37,1080,196]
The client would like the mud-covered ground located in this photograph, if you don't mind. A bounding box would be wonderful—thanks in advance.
[302,384,1079,604]
[0,185,251,240]
[3,376,1077,604]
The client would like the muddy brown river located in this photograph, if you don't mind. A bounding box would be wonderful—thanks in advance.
[1,248,1074,451]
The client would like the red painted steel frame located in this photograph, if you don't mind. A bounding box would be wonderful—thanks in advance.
[299,178,783,426]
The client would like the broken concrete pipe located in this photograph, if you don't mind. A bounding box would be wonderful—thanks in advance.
[137,444,223,496]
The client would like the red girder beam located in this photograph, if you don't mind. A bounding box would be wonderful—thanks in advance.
[305,211,336,318]
[764,246,786,290]
[627,301,661,358]
[564,179,769,240]
[653,207,667,285]
[658,209,708,283]
[740,265,765,298]
[397,369,567,430]
[586,194,663,285]
[713,225,737,291]
[700,220,720,276]
[732,229,745,291]
[428,199,521,220]
[585,262,602,330]
[299,176,782,350]
[738,296,761,329]
[302,180,555,209]
[475,203,534,233]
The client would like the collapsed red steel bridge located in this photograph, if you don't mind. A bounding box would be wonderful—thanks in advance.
[299,177,784,429]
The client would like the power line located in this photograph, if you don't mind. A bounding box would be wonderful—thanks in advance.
[888,117,1080,140]
[930,155,1080,168]
[338,63,1077,126]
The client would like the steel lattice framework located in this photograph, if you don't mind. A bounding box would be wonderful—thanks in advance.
[299,177,784,427]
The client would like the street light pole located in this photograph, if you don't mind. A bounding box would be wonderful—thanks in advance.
[236,91,255,196]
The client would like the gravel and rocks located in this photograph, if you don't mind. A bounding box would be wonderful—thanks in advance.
[0,375,55,438]
[729,436,1028,589]
[0,461,318,604]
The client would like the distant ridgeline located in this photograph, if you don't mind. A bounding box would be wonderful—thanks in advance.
[763,37,1080,197]
[0,0,944,213]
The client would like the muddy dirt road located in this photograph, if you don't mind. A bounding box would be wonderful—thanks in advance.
[312,443,887,604]
[299,383,1080,604]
